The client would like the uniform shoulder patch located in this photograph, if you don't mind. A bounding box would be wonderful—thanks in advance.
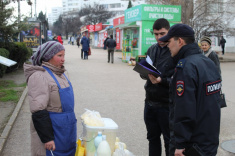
[176,80,184,96]
[206,80,222,95]
[176,59,186,68]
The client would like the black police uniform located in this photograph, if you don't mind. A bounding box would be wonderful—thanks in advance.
[169,43,221,156]
[141,43,175,156]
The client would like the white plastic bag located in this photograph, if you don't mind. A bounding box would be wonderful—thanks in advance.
[113,142,135,156]
[81,109,104,127]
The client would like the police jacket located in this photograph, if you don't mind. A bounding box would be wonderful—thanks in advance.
[170,43,221,155]
[106,38,116,50]
[142,43,175,104]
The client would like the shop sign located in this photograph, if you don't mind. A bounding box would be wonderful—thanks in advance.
[113,16,125,27]
[88,25,95,32]
[125,5,142,23]
[142,5,181,22]
[81,26,88,32]
[116,28,121,49]
[95,23,102,31]
[125,4,181,23]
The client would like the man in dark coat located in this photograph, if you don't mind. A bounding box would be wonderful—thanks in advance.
[81,33,90,60]
[106,35,116,63]
[140,18,175,156]
[159,24,221,156]
[220,36,226,55]
[103,37,109,50]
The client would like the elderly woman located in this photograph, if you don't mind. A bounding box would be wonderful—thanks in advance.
[200,36,221,75]
[24,41,77,156]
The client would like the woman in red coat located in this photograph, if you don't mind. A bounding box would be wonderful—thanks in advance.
[57,34,63,45]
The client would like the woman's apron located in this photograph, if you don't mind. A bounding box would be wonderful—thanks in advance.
[43,66,77,156]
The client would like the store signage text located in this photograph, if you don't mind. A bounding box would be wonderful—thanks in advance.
[144,6,180,13]
[126,9,139,19]
[149,13,174,20]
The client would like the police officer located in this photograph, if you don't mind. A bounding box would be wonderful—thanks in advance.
[159,24,221,156]
[140,18,175,156]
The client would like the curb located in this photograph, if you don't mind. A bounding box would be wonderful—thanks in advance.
[0,87,28,155]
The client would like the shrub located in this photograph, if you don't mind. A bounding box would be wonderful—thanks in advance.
[0,48,10,78]
[5,42,33,72]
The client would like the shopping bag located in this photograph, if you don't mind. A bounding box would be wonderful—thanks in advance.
[88,48,91,55]
[75,139,85,156]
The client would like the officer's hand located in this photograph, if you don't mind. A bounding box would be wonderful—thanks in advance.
[148,74,161,84]
[175,149,185,156]
[45,140,56,151]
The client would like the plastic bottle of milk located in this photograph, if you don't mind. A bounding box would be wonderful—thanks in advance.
[94,131,102,156]
[97,135,111,156]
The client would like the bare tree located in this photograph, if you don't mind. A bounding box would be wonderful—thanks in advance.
[62,14,82,39]
[78,3,115,25]
[52,12,83,39]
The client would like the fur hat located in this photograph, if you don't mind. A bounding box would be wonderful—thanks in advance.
[200,36,212,45]
[31,41,65,66]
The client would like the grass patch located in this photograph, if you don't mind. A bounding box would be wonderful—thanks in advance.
[0,80,26,89]
[0,80,26,102]
[0,89,19,102]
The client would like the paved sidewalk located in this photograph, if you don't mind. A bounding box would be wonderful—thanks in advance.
[218,52,235,62]
[1,44,235,155]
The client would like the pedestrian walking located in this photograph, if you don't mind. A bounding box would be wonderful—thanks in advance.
[76,36,80,48]
[71,36,75,45]
[41,35,46,44]
[200,36,221,75]
[140,18,175,156]
[106,35,116,63]
[159,24,221,156]
[53,36,58,42]
[81,33,90,60]
[103,37,109,50]
[23,41,77,156]
[57,34,63,45]
[220,36,226,55]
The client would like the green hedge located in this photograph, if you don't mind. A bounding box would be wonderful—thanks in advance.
[0,48,10,78]
[3,42,33,72]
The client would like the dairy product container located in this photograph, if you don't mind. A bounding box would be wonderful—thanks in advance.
[83,118,118,156]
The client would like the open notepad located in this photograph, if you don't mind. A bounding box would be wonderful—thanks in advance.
[133,55,161,78]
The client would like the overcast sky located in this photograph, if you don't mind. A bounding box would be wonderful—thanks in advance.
[9,0,62,17]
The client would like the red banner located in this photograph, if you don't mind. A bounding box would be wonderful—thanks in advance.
[95,23,102,31]
[88,25,95,32]
[113,16,125,27]
[116,28,121,50]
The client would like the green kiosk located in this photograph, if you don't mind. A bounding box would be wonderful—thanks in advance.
[122,4,181,62]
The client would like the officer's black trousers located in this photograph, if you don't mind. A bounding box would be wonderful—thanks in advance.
[144,101,170,156]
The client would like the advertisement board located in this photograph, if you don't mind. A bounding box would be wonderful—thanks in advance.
[113,16,125,27]
[142,5,181,22]
[20,21,41,49]
[116,28,121,49]
[95,23,102,31]
[47,30,52,37]
[141,21,155,55]
[125,4,181,23]
[98,31,108,48]
[88,25,95,32]
[142,22,176,55]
